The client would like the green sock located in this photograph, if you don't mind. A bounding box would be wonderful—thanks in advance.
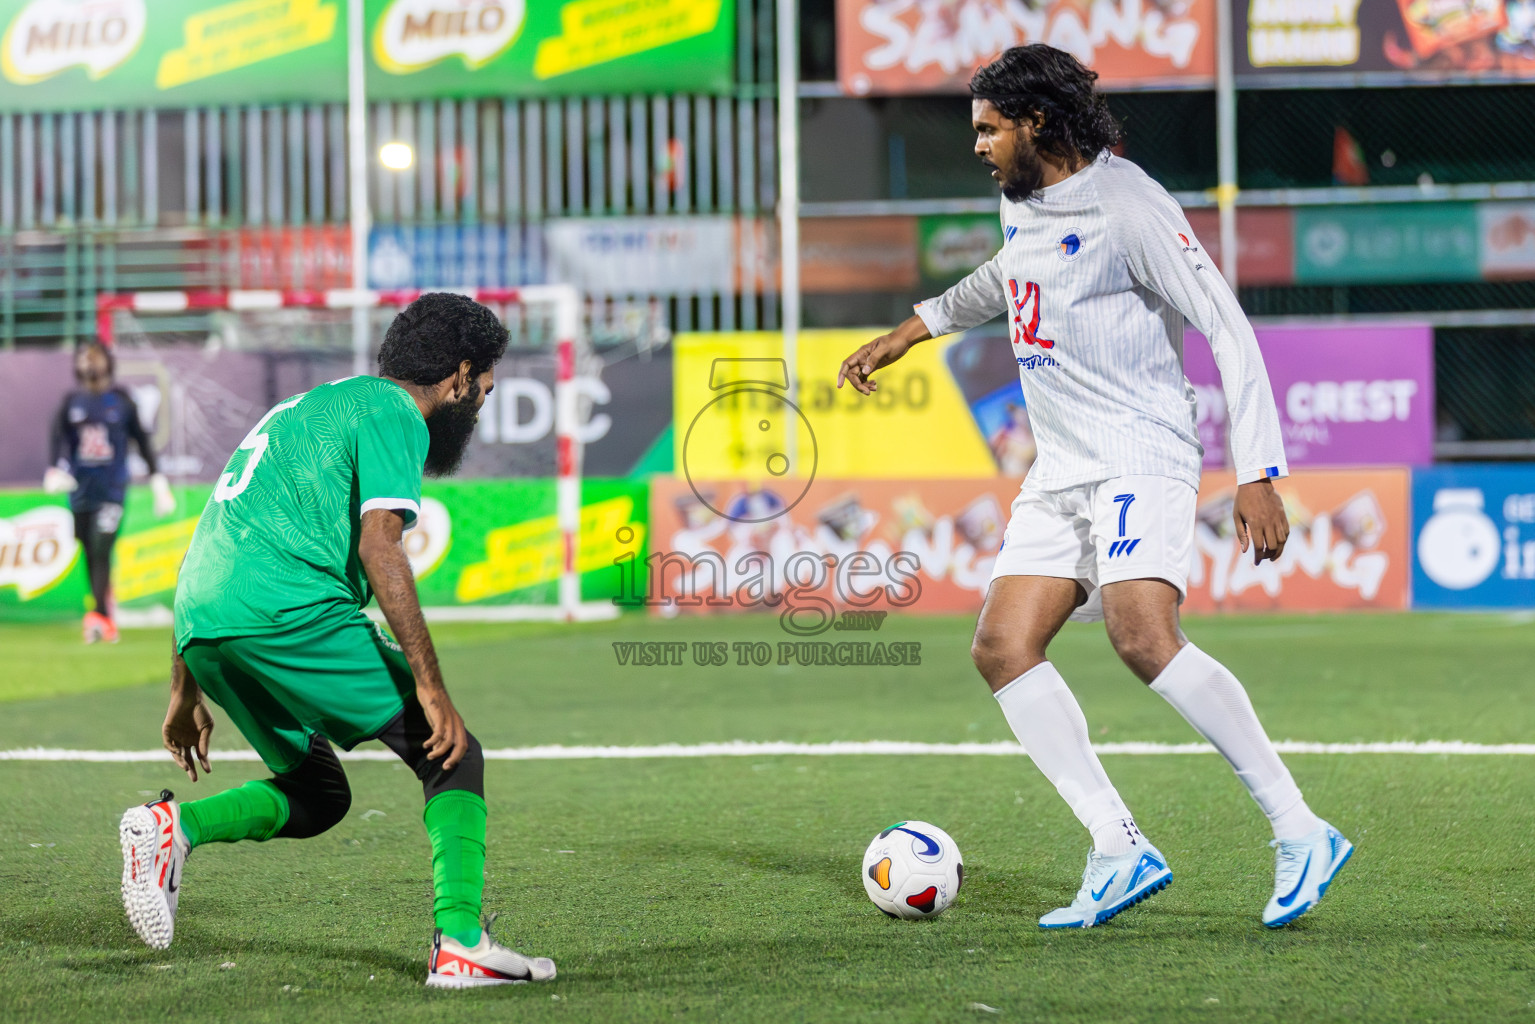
[422,790,487,947]
[179,780,290,848]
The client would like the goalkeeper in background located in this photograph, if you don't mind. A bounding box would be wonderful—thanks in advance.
[46,341,176,644]
[117,293,556,988]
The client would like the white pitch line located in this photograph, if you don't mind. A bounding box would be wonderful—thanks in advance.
[1,740,1533,763]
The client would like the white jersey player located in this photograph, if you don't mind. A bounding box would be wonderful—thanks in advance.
[838,44,1351,930]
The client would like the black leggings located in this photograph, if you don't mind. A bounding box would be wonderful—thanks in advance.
[73,505,120,615]
[270,696,485,840]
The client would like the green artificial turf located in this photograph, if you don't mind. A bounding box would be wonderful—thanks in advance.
[1,612,1532,1023]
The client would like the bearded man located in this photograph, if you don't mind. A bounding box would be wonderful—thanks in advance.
[838,46,1351,931]
[118,292,557,987]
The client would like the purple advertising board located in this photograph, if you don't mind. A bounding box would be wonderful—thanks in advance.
[1184,324,1435,469]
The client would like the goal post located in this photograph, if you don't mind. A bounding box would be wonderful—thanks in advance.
[97,284,615,624]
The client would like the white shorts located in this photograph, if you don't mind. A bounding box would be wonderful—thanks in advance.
[989,474,1197,623]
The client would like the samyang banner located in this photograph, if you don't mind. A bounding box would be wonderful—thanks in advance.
[1235,0,1535,84]
[644,470,1411,624]
[836,0,1216,95]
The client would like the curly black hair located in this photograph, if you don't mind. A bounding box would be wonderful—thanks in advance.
[377,292,509,386]
[969,45,1123,162]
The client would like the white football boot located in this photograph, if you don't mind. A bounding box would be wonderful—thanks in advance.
[119,790,190,950]
[1263,820,1353,928]
[426,914,557,989]
[1039,844,1173,929]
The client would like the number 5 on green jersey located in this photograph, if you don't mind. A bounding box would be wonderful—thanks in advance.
[214,396,302,503]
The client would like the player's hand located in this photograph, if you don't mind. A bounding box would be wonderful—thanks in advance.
[418,687,469,771]
[838,332,917,395]
[163,692,214,782]
[150,473,177,518]
[1234,479,1289,565]
[43,466,77,494]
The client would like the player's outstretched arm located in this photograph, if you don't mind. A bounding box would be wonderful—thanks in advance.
[837,315,932,395]
[358,508,469,771]
[163,648,214,782]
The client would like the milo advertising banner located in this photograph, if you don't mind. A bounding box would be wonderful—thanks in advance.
[0,479,647,622]
[0,0,347,111]
[0,0,733,112]
[366,0,734,99]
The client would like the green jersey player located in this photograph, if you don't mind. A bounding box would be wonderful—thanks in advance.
[117,293,555,988]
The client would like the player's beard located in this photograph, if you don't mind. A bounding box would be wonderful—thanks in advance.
[423,381,481,478]
[992,134,1046,203]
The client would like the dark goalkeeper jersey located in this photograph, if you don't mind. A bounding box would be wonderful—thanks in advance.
[50,386,158,508]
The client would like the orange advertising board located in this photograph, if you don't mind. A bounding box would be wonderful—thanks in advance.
[800,217,920,293]
[646,469,1410,623]
[1186,468,1410,613]
[646,477,1013,624]
[837,0,1217,96]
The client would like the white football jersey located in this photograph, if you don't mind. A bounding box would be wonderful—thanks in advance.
[913,152,1288,491]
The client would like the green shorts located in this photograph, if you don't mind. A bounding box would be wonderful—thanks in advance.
[181,612,414,774]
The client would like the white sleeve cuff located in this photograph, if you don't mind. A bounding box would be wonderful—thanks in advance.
[912,300,949,340]
[360,497,421,531]
[1235,465,1288,485]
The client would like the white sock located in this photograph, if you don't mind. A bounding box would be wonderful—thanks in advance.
[1151,644,1321,841]
[995,662,1143,857]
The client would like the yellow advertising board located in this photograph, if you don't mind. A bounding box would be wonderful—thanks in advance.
[674,331,998,482]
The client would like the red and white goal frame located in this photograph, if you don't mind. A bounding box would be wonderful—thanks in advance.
[98,284,612,623]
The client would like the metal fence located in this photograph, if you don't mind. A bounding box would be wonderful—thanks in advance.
[0,0,1532,450]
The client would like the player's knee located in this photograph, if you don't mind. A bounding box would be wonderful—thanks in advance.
[273,779,351,839]
[272,742,353,839]
[970,629,1044,690]
[1107,624,1179,683]
[310,783,352,835]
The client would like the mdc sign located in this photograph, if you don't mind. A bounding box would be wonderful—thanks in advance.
[1413,465,1535,609]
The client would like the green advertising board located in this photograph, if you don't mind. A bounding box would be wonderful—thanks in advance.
[0,478,647,623]
[367,0,734,100]
[1293,204,1482,284]
[0,0,348,112]
[0,0,733,113]
[917,214,1003,292]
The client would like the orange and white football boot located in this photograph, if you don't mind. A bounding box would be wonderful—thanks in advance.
[426,914,557,989]
[119,790,190,950]
[83,611,118,644]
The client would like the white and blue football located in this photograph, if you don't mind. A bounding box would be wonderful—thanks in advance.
[861,820,963,919]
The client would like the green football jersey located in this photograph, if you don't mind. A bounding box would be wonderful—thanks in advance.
[174,376,428,650]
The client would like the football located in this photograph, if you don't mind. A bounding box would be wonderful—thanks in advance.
[861,820,963,919]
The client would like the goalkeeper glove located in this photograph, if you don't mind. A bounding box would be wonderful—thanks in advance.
[150,473,177,517]
[43,465,77,494]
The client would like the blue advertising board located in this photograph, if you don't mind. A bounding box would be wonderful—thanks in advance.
[368,224,544,290]
[1412,465,1535,609]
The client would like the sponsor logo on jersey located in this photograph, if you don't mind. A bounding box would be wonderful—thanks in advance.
[1007,279,1056,350]
[1178,232,1205,269]
[1016,353,1058,370]
[1057,228,1084,261]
